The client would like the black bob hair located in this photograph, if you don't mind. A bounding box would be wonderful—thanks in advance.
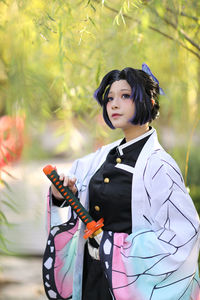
[93,67,160,129]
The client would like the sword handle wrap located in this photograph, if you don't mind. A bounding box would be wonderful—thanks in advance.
[43,165,104,239]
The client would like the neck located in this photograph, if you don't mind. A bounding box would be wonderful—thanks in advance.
[123,123,150,142]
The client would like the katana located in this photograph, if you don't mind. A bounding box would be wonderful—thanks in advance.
[43,165,104,239]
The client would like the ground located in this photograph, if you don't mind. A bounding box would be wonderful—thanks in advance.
[0,160,73,300]
[0,255,46,300]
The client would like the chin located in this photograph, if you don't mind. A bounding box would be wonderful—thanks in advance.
[111,122,123,128]
[111,120,127,127]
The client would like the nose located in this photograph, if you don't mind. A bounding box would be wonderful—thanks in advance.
[111,97,120,109]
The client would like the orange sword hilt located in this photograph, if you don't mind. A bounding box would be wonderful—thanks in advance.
[43,165,104,239]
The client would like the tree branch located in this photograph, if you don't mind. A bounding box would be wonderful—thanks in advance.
[104,4,200,60]
[166,7,200,22]
[160,14,200,52]
[148,26,200,60]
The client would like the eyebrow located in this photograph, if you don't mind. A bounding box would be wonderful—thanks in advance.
[108,88,131,94]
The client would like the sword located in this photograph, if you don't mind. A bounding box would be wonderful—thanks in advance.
[43,165,104,239]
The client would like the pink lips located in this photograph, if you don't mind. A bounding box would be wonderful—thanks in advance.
[112,113,121,118]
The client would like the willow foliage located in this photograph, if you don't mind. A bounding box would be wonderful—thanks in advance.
[0,0,199,126]
[0,0,199,252]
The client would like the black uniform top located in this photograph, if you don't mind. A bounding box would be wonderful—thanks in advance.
[52,128,154,300]
[82,128,153,300]
[88,129,153,234]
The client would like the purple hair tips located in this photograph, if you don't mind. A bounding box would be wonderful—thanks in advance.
[93,88,100,101]
[159,87,165,95]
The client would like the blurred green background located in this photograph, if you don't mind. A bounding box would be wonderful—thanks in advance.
[0,0,199,257]
[0,1,199,298]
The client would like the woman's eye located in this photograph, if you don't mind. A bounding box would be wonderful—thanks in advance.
[122,94,131,99]
[107,97,113,102]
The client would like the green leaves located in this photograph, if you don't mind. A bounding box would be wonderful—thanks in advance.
[0,0,199,252]
[0,0,198,153]
[1,0,199,123]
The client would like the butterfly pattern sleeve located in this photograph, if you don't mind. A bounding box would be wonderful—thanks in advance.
[42,142,122,300]
[43,181,80,299]
[43,156,89,300]
[99,151,200,300]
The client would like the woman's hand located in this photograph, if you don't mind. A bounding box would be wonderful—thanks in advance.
[51,174,77,200]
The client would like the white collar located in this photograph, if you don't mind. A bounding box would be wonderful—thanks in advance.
[117,127,155,156]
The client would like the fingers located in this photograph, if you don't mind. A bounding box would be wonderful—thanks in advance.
[51,184,64,200]
[69,177,77,194]
[59,173,67,184]
[58,174,77,194]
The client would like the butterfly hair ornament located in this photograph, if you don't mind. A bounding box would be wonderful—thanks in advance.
[142,63,165,95]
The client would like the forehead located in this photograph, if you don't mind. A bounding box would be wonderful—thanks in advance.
[109,80,131,93]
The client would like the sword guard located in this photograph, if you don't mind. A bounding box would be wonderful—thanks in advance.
[84,218,104,239]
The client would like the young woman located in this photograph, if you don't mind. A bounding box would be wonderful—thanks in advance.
[43,65,200,300]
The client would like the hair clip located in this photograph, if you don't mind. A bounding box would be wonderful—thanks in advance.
[142,63,165,95]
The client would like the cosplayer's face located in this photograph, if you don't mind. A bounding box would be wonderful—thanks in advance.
[106,80,135,130]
